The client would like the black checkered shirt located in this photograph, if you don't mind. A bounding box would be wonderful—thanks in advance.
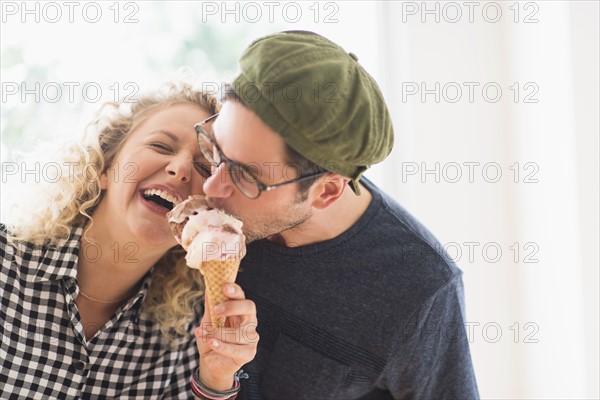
[0,224,200,399]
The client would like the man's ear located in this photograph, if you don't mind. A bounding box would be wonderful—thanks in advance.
[310,174,348,210]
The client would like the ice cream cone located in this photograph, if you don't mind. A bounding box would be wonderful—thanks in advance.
[201,258,240,328]
[168,196,208,247]
[167,195,246,328]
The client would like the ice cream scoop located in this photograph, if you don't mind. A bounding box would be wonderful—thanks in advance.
[167,195,246,327]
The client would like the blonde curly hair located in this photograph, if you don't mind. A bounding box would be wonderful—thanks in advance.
[5,81,219,348]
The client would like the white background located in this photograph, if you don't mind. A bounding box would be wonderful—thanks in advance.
[1,1,598,398]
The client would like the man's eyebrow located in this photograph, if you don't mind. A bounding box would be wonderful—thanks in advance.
[149,130,179,142]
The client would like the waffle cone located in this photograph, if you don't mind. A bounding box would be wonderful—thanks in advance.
[201,258,240,328]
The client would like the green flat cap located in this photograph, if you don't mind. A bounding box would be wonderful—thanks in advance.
[232,30,394,195]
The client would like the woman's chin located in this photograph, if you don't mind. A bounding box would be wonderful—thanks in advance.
[131,222,177,249]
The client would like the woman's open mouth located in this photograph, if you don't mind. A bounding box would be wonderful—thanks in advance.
[141,189,180,214]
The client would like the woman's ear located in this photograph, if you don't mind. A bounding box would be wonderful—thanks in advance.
[310,174,348,210]
[99,171,108,190]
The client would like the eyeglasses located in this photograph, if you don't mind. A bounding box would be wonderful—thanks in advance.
[194,113,327,199]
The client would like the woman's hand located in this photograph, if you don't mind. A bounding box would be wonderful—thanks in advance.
[195,283,259,391]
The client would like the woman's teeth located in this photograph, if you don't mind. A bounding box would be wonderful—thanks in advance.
[142,189,180,209]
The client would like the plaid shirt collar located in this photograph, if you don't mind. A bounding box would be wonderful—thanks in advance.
[15,223,152,305]
[25,224,82,284]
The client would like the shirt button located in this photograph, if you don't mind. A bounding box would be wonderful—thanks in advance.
[73,361,86,371]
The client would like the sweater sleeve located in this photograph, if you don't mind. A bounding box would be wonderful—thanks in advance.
[379,274,479,400]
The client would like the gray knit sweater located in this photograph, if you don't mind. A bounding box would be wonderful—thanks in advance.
[236,178,479,399]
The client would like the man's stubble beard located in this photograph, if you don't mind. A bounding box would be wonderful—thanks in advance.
[243,210,312,243]
[207,196,312,244]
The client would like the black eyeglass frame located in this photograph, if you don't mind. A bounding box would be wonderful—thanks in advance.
[194,113,327,199]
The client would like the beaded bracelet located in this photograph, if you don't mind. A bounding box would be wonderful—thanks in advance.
[191,368,248,400]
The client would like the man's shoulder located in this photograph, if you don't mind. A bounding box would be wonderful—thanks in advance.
[361,179,460,277]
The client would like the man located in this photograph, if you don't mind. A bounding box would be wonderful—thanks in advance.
[198,31,479,399]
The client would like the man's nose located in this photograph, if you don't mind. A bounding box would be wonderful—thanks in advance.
[203,162,235,198]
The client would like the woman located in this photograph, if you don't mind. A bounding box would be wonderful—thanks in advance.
[0,82,258,399]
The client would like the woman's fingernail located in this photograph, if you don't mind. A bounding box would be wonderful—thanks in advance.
[226,286,235,294]
[214,305,224,315]
[211,339,220,348]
